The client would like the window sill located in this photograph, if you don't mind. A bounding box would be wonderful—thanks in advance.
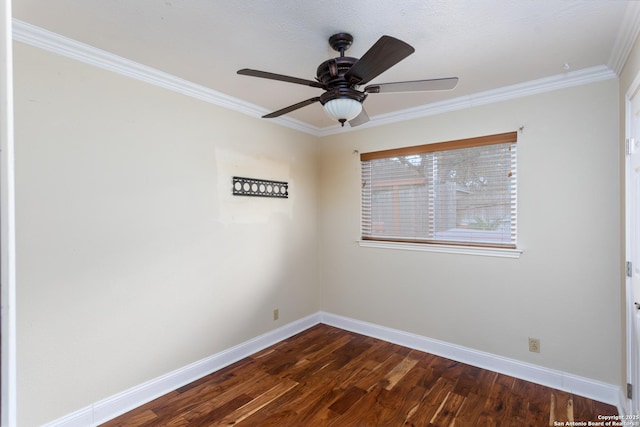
[357,240,523,259]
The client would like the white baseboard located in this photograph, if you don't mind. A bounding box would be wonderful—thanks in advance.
[43,312,322,427]
[44,311,624,426]
[319,312,622,410]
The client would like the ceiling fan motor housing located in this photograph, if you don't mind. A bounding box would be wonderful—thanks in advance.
[316,57,367,105]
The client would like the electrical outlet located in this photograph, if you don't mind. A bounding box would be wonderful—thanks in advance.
[273,309,279,321]
[528,338,540,353]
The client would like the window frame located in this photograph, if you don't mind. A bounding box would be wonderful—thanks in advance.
[359,132,522,258]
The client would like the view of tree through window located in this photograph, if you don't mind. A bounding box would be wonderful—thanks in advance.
[361,133,517,248]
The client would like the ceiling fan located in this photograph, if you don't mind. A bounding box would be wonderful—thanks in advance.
[238,33,458,127]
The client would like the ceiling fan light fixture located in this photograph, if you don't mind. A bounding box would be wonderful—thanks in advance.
[323,98,362,126]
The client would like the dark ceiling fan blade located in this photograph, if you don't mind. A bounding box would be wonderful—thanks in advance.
[365,77,459,94]
[344,35,415,85]
[349,107,369,127]
[262,97,321,118]
[238,69,324,88]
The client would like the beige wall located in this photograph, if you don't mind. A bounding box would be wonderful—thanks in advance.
[318,79,621,385]
[14,43,320,426]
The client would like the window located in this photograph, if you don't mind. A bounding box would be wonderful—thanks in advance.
[361,132,518,249]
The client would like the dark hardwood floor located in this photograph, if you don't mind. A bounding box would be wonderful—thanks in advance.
[101,324,618,426]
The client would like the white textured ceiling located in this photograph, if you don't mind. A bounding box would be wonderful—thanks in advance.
[12,0,637,130]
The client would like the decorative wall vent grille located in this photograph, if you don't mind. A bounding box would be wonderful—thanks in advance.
[232,176,288,198]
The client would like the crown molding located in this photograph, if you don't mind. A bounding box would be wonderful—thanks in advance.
[318,65,617,137]
[608,1,640,75]
[11,19,321,136]
[13,19,618,138]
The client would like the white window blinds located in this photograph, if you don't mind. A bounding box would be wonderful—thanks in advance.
[361,132,518,248]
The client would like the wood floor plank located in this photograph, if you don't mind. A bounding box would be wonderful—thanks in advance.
[180,372,290,419]
[404,377,456,426]
[327,385,368,414]
[213,379,298,425]
[355,351,406,391]
[454,392,488,425]
[102,409,158,427]
[241,378,340,426]
[374,383,430,425]
[182,394,253,424]
[429,390,466,426]
[150,363,272,420]
[100,324,619,426]
[383,355,419,390]
[284,333,355,381]
[326,386,389,427]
